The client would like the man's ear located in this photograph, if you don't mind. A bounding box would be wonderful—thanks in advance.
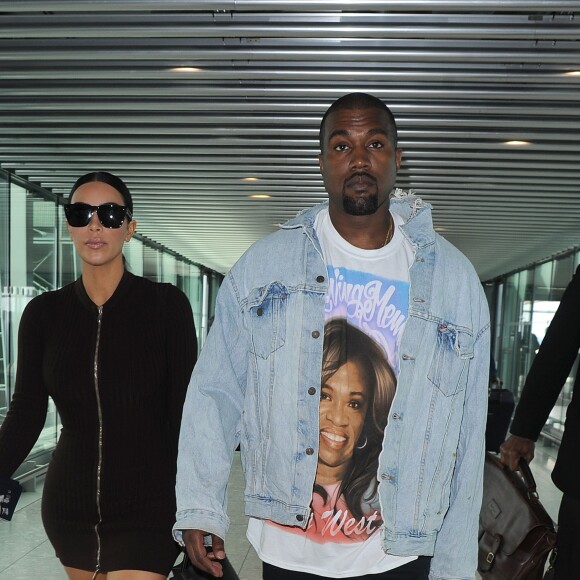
[395,148,403,170]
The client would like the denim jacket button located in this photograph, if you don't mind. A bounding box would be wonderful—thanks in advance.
[311,330,320,338]
[296,514,304,522]
[257,308,264,316]
[305,447,314,455]
[308,387,316,395]
[316,275,325,283]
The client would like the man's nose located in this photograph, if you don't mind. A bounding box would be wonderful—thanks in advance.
[350,145,370,170]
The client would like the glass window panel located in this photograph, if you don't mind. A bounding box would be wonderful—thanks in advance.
[143,246,161,282]
[533,261,552,302]
[515,268,537,396]
[498,271,520,394]
[162,253,177,284]
[531,262,558,347]
[58,202,80,287]
[124,237,144,276]
[175,260,188,294]
[489,281,504,377]
[187,265,203,350]
[551,254,574,301]
[208,272,221,318]
[0,173,8,427]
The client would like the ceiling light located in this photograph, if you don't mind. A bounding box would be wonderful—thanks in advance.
[563,71,580,76]
[248,194,271,199]
[171,67,202,72]
[243,177,259,181]
[504,140,530,146]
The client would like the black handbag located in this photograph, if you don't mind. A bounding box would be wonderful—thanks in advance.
[478,452,557,580]
[172,551,239,580]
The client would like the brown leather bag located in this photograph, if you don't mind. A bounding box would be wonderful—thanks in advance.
[478,452,557,580]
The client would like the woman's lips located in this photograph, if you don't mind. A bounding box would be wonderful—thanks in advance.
[86,238,105,249]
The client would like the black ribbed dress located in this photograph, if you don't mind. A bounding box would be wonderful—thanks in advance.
[0,271,197,574]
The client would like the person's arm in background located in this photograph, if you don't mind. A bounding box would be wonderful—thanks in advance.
[500,266,580,469]
[173,272,248,577]
[430,287,490,579]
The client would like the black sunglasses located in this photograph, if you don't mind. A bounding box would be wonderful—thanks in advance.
[64,202,132,229]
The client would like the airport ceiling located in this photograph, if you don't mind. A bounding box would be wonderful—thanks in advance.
[1,1,579,280]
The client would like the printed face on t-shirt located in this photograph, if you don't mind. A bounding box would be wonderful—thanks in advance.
[317,359,369,485]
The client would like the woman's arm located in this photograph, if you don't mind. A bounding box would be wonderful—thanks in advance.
[0,295,49,477]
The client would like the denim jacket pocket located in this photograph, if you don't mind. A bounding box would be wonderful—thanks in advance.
[247,282,288,359]
[427,321,474,396]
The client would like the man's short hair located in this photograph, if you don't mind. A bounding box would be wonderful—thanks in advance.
[319,92,398,151]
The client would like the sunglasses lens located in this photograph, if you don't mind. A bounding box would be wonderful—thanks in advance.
[97,203,127,228]
[64,203,92,227]
[64,203,128,228]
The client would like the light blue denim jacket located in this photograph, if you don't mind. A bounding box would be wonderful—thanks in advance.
[175,192,490,580]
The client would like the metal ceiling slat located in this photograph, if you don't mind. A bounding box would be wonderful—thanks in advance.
[1,1,578,13]
[3,86,580,101]
[2,23,579,41]
[3,70,580,85]
[2,47,580,64]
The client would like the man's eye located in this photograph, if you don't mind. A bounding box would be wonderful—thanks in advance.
[369,141,384,149]
[333,143,349,151]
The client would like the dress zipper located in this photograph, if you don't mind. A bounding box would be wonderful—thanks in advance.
[92,305,104,576]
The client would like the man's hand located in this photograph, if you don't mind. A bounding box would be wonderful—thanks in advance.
[499,435,535,470]
[182,529,226,578]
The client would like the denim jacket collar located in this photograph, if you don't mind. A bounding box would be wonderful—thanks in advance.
[280,189,436,251]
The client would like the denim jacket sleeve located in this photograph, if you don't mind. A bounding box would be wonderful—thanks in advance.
[429,288,490,580]
[174,271,247,542]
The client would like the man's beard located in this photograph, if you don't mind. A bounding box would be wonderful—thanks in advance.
[342,193,379,216]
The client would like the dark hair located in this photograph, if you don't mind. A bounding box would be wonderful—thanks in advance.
[315,318,396,524]
[68,171,133,214]
[319,92,398,151]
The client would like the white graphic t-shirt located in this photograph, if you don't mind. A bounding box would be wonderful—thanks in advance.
[247,208,415,577]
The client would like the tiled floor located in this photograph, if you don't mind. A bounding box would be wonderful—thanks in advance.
[0,440,562,579]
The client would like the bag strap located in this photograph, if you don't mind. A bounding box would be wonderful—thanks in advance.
[516,457,540,502]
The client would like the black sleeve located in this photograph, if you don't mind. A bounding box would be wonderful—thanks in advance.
[510,265,580,440]
[0,295,49,477]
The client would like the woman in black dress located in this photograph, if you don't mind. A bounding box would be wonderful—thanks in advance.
[0,172,197,579]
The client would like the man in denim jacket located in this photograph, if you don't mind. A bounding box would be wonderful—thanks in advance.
[174,93,490,580]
